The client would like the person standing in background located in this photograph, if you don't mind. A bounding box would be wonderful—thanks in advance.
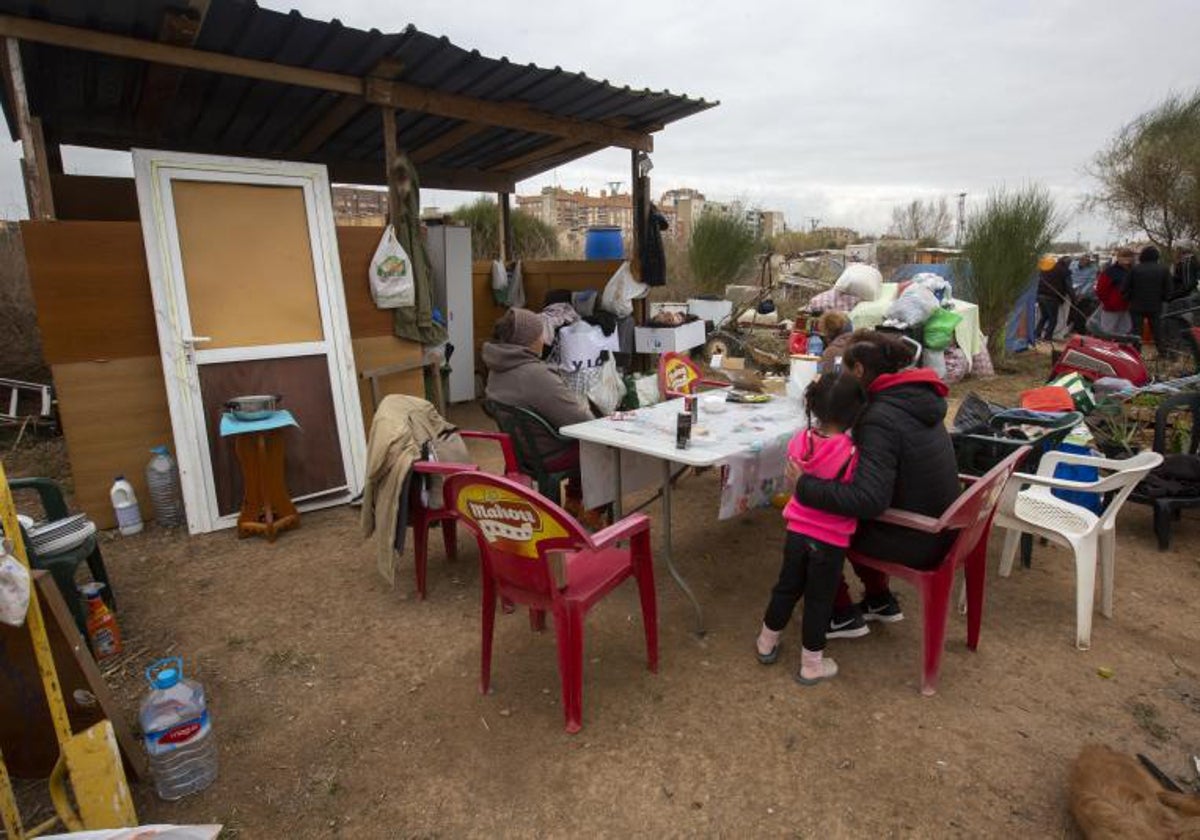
[1094,248,1134,335]
[1068,254,1098,333]
[1036,255,1072,341]
[1128,246,1171,351]
[1171,246,1198,302]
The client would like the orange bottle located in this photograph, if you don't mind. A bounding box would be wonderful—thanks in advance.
[81,582,122,661]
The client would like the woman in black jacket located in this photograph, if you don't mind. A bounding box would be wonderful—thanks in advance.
[794,331,961,637]
[1128,246,1171,348]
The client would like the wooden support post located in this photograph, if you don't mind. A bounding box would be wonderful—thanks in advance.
[381,106,399,223]
[629,150,647,281]
[4,38,54,219]
[497,192,513,263]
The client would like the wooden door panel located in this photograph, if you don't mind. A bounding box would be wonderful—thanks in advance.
[198,356,345,517]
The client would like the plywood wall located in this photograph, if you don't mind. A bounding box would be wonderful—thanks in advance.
[22,221,421,528]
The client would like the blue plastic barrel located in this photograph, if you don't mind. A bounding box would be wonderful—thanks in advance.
[584,226,624,260]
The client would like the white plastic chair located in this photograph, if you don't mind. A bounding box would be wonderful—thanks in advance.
[992,449,1162,650]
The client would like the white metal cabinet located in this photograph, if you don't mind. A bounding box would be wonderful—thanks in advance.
[425,224,475,403]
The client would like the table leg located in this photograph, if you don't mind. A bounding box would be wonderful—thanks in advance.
[661,458,705,636]
[612,447,623,520]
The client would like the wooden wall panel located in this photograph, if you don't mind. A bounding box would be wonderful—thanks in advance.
[50,174,139,222]
[351,336,425,428]
[21,221,160,364]
[339,225,394,338]
[51,356,175,530]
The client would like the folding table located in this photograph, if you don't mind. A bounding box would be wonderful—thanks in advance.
[561,396,805,634]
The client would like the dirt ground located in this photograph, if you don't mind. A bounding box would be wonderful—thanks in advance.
[4,350,1199,838]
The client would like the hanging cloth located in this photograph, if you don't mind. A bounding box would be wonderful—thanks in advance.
[390,156,448,345]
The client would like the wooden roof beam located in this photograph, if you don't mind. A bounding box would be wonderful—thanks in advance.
[365,76,652,153]
[408,121,487,164]
[289,58,403,157]
[492,137,595,172]
[0,15,655,153]
[328,159,515,193]
[134,2,209,134]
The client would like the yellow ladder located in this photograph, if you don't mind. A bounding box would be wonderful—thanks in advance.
[0,461,137,837]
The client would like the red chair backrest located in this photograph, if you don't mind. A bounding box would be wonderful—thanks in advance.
[444,471,592,602]
[935,446,1030,567]
[658,352,701,396]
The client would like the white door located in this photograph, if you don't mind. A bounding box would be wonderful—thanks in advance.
[133,150,365,534]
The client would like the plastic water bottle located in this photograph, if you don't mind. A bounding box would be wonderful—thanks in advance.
[145,446,185,528]
[140,657,218,801]
[807,334,825,356]
[109,477,143,536]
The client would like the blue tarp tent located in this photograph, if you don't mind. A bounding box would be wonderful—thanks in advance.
[888,263,1036,352]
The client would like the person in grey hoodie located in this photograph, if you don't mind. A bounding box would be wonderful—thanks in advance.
[482,308,594,429]
[482,307,597,517]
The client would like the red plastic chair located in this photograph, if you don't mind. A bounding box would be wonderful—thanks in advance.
[443,471,658,733]
[846,445,1029,696]
[409,430,526,599]
[657,351,729,400]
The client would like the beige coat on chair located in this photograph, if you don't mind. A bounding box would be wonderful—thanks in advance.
[361,394,459,586]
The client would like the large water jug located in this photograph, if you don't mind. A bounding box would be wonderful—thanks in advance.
[109,477,143,536]
[140,657,218,801]
[146,446,185,528]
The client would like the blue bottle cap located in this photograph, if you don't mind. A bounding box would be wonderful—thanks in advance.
[151,445,169,455]
[146,656,184,690]
[153,668,180,689]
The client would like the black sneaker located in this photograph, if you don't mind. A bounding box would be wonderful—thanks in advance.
[861,592,904,623]
[827,607,870,639]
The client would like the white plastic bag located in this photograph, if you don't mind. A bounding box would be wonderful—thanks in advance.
[599,261,648,318]
[885,284,939,327]
[833,263,883,301]
[0,541,31,627]
[369,226,415,309]
[910,272,953,304]
[921,348,947,380]
[634,374,661,407]
[586,354,627,416]
[556,320,619,373]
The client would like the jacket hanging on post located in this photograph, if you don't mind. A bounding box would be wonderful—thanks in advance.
[640,203,669,287]
[389,156,448,345]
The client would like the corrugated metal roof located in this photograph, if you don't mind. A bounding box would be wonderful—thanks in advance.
[0,0,717,191]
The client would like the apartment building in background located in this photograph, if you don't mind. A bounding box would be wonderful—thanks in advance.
[515,186,634,235]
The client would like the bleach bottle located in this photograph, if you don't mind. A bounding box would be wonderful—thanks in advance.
[109,476,143,536]
[141,657,218,800]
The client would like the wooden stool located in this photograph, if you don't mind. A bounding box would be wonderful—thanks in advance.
[233,428,299,541]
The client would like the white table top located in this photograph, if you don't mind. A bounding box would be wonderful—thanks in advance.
[560,396,806,467]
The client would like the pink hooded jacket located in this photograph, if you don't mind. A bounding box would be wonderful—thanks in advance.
[782,429,859,547]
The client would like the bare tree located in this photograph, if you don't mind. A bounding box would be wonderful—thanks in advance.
[888,197,954,245]
[1088,90,1200,251]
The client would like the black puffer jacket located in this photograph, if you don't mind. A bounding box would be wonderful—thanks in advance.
[1128,261,1171,312]
[796,369,960,568]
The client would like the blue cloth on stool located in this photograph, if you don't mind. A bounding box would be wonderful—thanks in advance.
[219,409,299,438]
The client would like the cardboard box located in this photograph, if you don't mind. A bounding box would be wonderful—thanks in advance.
[634,319,707,354]
[688,298,734,327]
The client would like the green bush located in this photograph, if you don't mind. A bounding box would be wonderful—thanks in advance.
[451,198,559,261]
[688,212,761,294]
[957,186,1064,361]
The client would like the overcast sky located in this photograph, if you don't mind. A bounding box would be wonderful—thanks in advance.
[3,0,1198,244]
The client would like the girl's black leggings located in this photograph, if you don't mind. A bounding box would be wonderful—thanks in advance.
[762,531,844,652]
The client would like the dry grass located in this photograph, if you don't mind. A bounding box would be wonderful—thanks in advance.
[0,222,48,383]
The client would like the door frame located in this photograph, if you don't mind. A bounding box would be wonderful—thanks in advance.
[133,149,366,534]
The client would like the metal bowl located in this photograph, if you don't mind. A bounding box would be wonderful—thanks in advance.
[225,394,282,421]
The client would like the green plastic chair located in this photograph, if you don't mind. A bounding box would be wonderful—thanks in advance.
[8,477,115,635]
[482,400,578,503]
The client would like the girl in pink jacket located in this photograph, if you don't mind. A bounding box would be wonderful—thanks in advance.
[754,374,865,684]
